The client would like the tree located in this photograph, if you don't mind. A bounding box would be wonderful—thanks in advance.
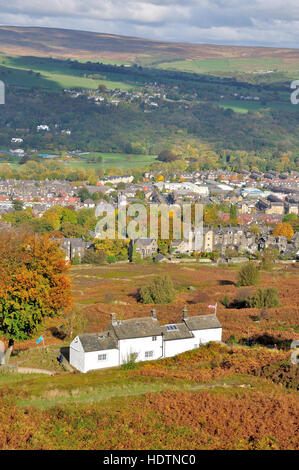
[273,223,294,240]
[139,275,175,304]
[0,231,73,363]
[63,307,87,340]
[157,150,178,162]
[78,187,91,203]
[282,213,298,223]
[94,238,129,261]
[11,199,24,211]
[238,262,260,286]
[229,204,237,222]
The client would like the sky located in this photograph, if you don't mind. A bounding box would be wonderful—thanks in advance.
[0,0,299,48]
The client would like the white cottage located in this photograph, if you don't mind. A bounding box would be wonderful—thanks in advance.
[70,308,222,373]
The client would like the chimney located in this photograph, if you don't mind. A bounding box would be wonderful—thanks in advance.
[182,305,188,321]
[151,308,157,320]
[110,313,117,326]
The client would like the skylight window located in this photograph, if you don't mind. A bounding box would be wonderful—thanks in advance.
[166,324,179,331]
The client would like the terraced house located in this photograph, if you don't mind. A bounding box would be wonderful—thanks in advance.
[70,308,222,373]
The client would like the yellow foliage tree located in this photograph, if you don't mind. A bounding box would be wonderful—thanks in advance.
[273,222,294,240]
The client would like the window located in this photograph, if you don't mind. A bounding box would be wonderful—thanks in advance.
[98,354,107,361]
[152,336,157,341]
[166,324,178,331]
[145,351,154,358]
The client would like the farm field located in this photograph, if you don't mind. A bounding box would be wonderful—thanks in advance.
[1,262,298,450]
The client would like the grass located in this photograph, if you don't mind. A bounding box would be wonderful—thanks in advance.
[65,152,157,169]
[158,57,299,75]
[17,380,173,409]
[0,55,135,91]
[0,152,157,170]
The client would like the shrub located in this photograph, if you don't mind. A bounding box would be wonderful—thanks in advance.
[246,288,280,308]
[238,262,260,286]
[106,255,116,264]
[139,275,176,304]
[121,353,138,370]
[81,249,106,265]
[260,251,275,271]
[221,295,230,308]
[71,254,81,265]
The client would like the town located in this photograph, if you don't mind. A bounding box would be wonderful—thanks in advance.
[0,167,298,264]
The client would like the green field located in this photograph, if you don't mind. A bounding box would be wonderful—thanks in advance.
[66,152,157,169]
[0,55,135,90]
[158,57,299,76]
[1,152,157,170]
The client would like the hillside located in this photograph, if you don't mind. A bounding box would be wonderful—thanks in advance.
[1,26,299,66]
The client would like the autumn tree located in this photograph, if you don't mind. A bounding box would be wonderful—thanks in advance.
[94,238,129,261]
[0,230,73,363]
[273,222,294,240]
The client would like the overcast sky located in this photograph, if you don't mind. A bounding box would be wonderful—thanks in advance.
[1,0,299,48]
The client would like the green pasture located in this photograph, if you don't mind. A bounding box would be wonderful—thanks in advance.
[66,152,157,169]
[0,55,135,90]
[157,57,299,75]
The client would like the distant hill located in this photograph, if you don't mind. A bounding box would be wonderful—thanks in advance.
[1,26,299,64]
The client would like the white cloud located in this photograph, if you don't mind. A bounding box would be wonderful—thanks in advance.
[0,0,299,47]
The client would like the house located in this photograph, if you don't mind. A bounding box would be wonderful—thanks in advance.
[69,308,222,373]
[99,175,134,185]
[52,237,93,261]
[37,125,50,131]
[170,239,188,254]
[83,198,96,209]
[130,238,158,259]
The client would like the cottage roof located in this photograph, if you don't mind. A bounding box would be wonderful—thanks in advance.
[78,331,118,352]
[183,314,222,331]
[112,317,162,340]
[162,322,194,341]
[136,238,156,247]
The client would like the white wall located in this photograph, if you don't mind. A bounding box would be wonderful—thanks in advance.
[84,348,119,373]
[163,337,196,358]
[70,337,85,373]
[70,336,120,373]
[192,328,222,346]
[119,336,163,364]
[70,328,222,373]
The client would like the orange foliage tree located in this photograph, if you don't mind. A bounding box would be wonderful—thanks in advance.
[0,230,73,362]
[273,222,294,240]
